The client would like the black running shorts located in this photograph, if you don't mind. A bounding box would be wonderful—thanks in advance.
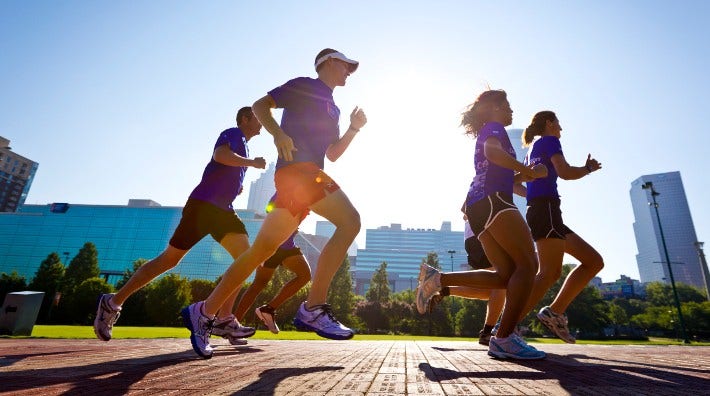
[465,192,518,237]
[169,199,248,250]
[526,197,573,241]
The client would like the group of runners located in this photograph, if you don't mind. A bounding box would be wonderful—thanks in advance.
[93,48,603,361]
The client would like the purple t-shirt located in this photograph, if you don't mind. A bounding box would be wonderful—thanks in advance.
[465,122,516,206]
[189,128,249,211]
[525,136,563,201]
[268,77,340,169]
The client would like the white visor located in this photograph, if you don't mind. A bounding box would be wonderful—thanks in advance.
[314,51,359,72]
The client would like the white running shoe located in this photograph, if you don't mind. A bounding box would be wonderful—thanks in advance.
[226,336,248,346]
[537,306,576,344]
[293,302,354,340]
[416,264,441,315]
[93,293,121,341]
[488,334,546,360]
[181,301,215,359]
[211,314,256,338]
[255,305,279,334]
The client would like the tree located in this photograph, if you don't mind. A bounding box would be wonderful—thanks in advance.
[114,259,150,325]
[645,281,706,306]
[28,252,66,323]
[190,278,217,303]
[0,271,27,307]
[422,252,441,270]
[327,257,356,327]
[63,242,100,292]
[366,262,391,303]
[68,277,113,324]
[145,273,192,326]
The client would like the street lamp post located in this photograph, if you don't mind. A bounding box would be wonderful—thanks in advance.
[447,250,456,272]
[642,181,690,343]
[693,242,710,301]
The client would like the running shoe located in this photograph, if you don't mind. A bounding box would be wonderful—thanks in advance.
[415,264,441,315]
[478,329,492,346]
[212,314,256,338]
[293,302,354,340]
[488,334,546,360]
[93,293,121,341]
[226,336,248,346]
[181,301,215,359]
[537,306,576,344]
[255,304,279,334]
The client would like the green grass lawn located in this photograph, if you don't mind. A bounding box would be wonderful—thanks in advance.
[9,325,706,345]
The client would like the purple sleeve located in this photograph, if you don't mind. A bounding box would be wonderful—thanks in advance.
[543,136,563,158]
[267,78,301,108]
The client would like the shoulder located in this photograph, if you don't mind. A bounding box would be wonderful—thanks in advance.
[481,122,507,137]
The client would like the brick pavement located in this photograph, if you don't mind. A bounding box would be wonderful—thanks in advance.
[0,338,708,395]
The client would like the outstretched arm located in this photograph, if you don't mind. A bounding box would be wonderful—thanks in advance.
[326,107,367,162]
[550,153,601,180]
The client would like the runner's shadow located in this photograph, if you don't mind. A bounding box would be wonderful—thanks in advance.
[0,348,247,395]
[0,350,93,368]
[232,366,344,396]
[419,352,707,393]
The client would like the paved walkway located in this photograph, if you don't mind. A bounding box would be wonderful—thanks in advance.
[0,338,708,395]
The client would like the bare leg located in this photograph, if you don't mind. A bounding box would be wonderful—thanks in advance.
[485,289,506,326]
[233,266,275,321]
[215,233,251,320]
[447,287,493,300]
[549,233,604,313]
[306,189,360,307]
[113,245,187,306]
[268,255,311,308]
[517,238,565,323]
[203,208,299,316]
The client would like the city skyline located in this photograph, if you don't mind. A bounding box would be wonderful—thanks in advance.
[3,2,709,284]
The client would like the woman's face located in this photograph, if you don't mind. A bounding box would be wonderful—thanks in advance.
[545,118,562,138]
[496,100,513,126]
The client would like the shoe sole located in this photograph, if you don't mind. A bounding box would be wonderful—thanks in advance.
[93,295,111,342]
[292,318,354,340]
[487,350,546,360]
[225,336,248,345]
[256,309,279,334]
[181,307,213,359]
[537,313,576,344]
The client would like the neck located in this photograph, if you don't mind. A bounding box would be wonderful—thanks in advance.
[317,74,337,90]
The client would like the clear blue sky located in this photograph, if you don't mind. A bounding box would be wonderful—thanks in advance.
[2,1,709,283]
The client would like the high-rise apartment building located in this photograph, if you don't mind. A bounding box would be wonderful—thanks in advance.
[247,162,276,215]
[507,128,527,213]
[0,136,39,212]
[630,172,704,289]
[353,222,464,294]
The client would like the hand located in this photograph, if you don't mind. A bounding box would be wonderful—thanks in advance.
[585,154,602,173]
[349,106,367,131]
[274,132,297,162]
[530,163,548,179]
[252,157,266,169]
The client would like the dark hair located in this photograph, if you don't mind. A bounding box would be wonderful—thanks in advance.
[236,106,252,126]
[460,90,508,137]
[315,48,338,72]
[522,111,556,146]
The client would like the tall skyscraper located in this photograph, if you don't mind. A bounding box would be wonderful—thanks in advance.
[247,162,276,214]
[630,172,704,289]
[0,136,39,212]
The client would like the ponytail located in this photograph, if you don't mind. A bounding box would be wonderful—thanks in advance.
[523,110,556,147]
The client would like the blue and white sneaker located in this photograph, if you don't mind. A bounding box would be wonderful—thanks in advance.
[181,301,215,359]
[293,302,353,340]
[416,264,441,315]
[488,334,546,360]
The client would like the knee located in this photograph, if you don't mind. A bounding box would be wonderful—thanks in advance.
[585,253,604,273]
[337,211,361,238]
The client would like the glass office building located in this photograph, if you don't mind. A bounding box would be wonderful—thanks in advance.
[0,200,264,284]
[630,172,704,289]
[354,222,464,294]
